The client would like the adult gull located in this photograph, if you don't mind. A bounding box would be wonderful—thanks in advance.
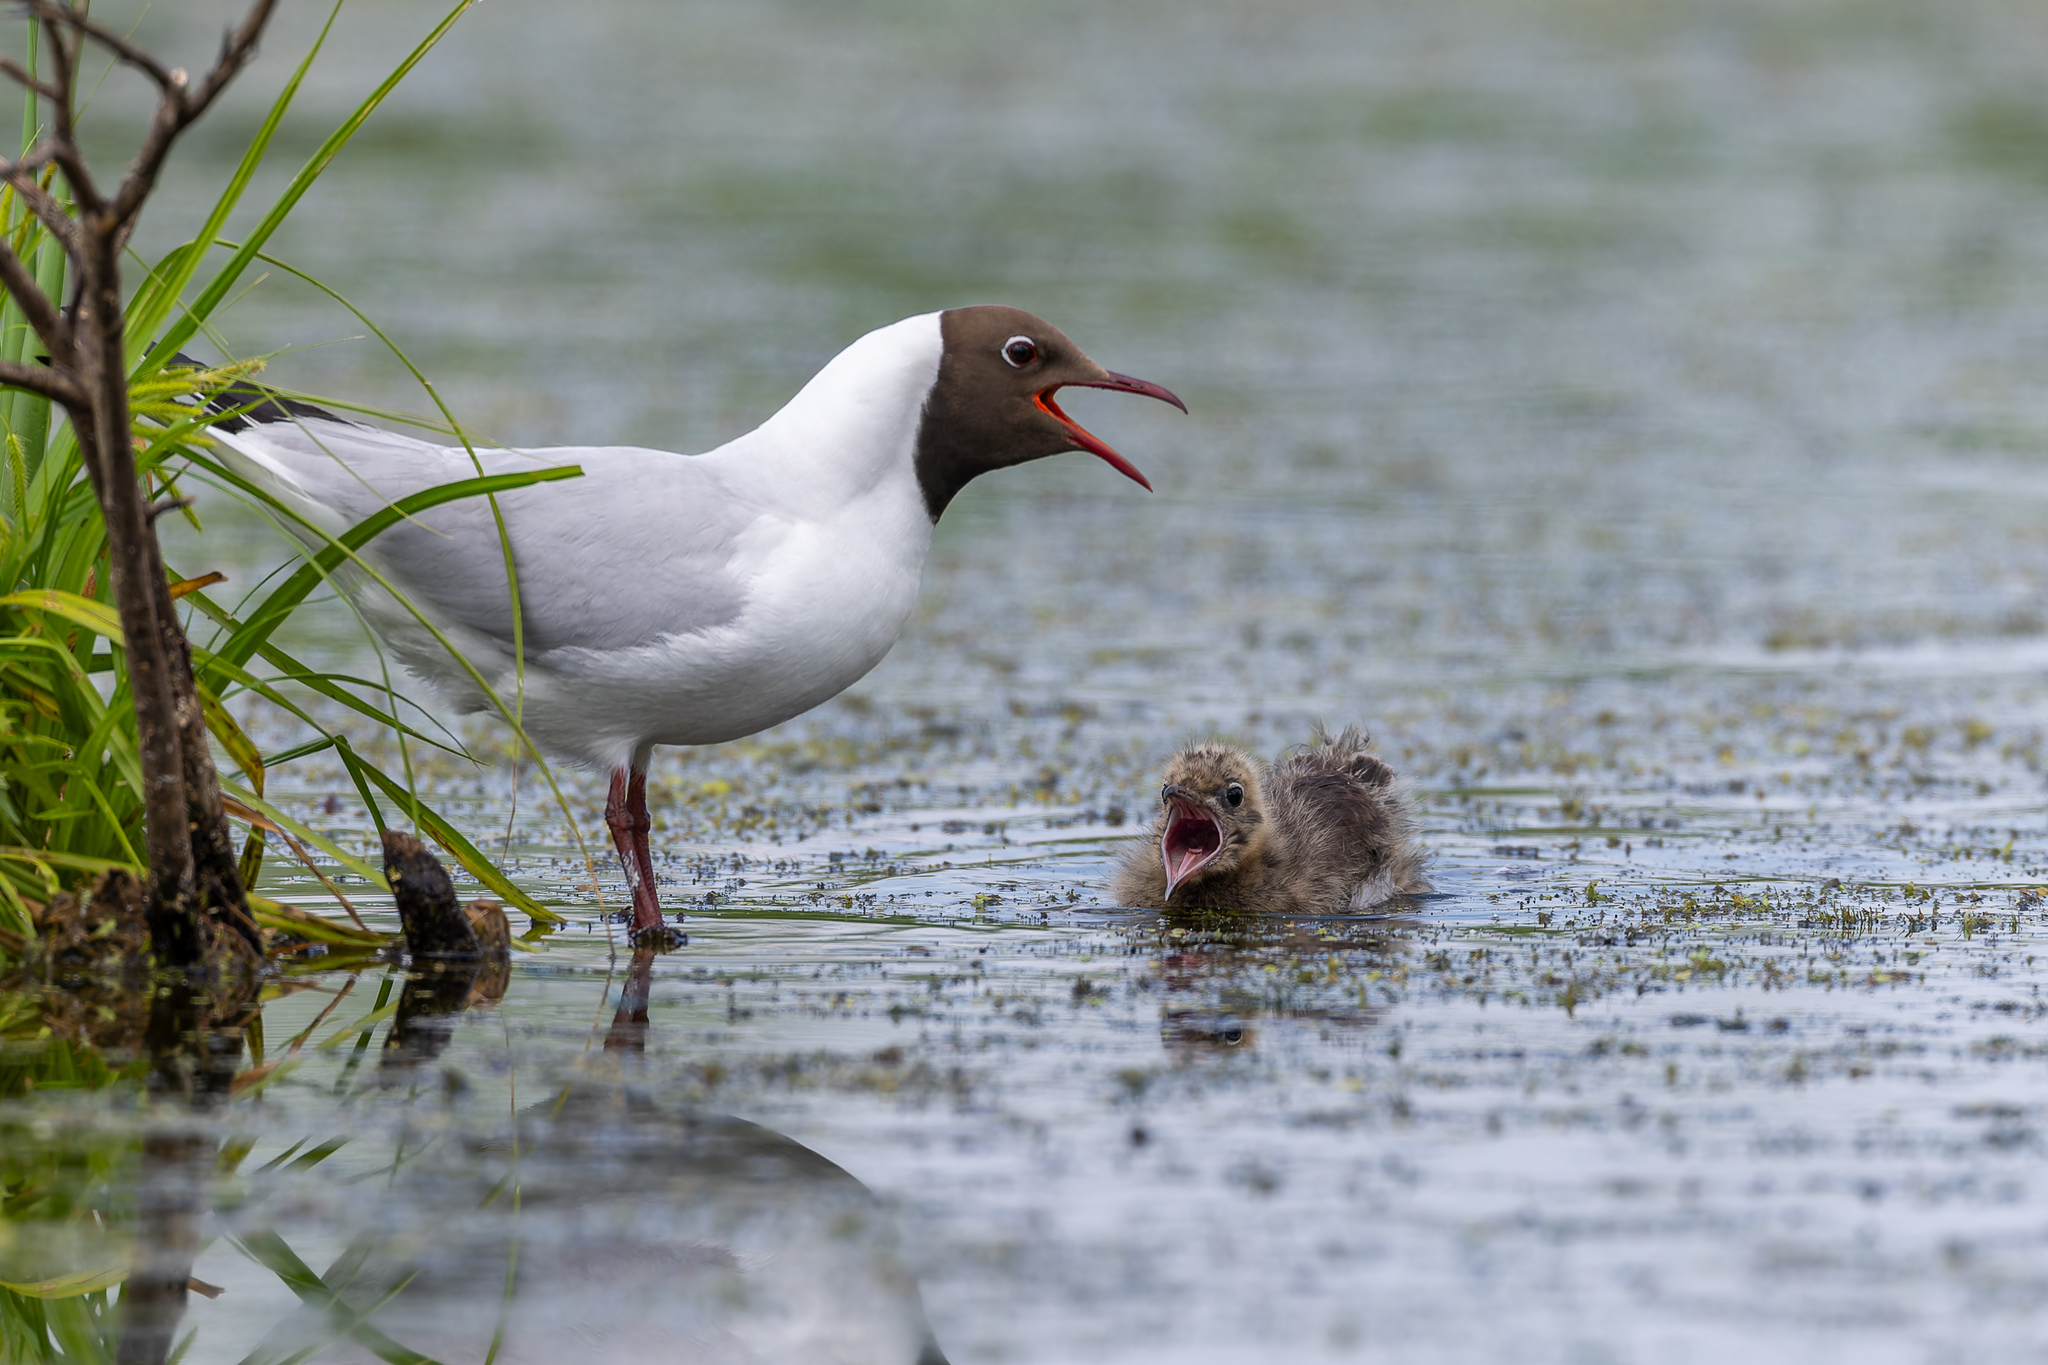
[201,306,1183,941]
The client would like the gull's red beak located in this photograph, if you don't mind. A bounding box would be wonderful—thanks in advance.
[1160,786,1224,897]
[1036,371,1186,492]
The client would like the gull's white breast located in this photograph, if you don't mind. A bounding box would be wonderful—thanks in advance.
[207,313,947,771]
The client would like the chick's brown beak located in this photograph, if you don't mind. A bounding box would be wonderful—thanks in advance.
[1160,784,1225,896]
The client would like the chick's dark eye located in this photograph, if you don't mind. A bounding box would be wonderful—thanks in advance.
[1002,336,1039,368]
[1224,783,1244,808]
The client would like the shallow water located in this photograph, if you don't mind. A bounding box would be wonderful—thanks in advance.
[18,0,2048,1360]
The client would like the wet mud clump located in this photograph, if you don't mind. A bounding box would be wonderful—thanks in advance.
[26,869,155,978]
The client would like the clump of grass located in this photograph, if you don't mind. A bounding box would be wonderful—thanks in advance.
[0,5,588,1359]
[0,1,592,960]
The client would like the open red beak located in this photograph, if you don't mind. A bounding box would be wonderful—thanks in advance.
[1160,789,1224,897]
[1035,371,1186,492]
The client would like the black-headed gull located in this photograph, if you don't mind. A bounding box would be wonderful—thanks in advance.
[204,306,1183,939]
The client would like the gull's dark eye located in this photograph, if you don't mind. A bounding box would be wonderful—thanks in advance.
[1003,336,1039,368]
[1224,783,1244,808]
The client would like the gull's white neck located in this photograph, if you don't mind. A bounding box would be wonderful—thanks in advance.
[603,311,946,751]
[709,311,942,520]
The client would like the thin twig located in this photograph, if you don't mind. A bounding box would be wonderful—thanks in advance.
[0,57,59,101]
[0,230,69,353]
[0,356,79,405]
[220,794,371,932]
[144,494,194,524]
[23,2,182,94]
[36,15,97,213]
[179,0,284,123]
[276,829,368,932]
[0,154,79,251]
[45,0,287,236]
[283,975,356,1053]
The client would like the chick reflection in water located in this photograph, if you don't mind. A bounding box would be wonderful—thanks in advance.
[1148,911,1411,1051]
[1114,726,1431,913]
[248,949,948,1365]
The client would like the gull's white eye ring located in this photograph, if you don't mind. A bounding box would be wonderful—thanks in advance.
[1002,336,1039,367]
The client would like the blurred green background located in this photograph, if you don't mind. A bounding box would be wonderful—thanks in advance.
[122,0,2048,704]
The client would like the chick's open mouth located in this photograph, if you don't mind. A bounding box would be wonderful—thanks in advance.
[1161,798,1224,892]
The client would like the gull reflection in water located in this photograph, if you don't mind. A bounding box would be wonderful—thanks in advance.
[232,946,951,1365]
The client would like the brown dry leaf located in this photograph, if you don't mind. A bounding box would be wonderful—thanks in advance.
[167,571,227,600]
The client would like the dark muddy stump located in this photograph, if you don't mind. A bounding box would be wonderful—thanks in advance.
[382,830,481,957]
[465,900,511,953]
[629,922,689,951]
[14,871,258,1068]
[377,836,513,1073]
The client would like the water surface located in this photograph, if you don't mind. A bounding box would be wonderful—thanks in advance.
[24,0,2048,1360]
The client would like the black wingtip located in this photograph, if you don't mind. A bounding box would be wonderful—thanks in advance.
[170,351,341,432]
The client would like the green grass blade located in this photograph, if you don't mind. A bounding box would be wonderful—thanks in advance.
[0,22,41,448]
[248,895,385,946]
[139,1,478,376]
[0,587,123,640]
[124,3,346,352]
[349,759,559,925]
[188,462,582,675]
[218,780,386,889]
[0,847,134,878]
[179,589,469,755]
[330,738,388,835]
[14,223,63,476]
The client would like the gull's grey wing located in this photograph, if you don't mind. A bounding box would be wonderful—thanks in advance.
[234,419,758,653]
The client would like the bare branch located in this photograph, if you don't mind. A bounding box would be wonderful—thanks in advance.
[183,0,282,124]
[0,142,58,175]
[0,55,59,102]
[108,0,280,231]
[145,494,195,524]
[6,0,285,964]
[21,1,183,95]
[0,171,81,273]
[0,144,72,224]
[0,355,81,407]
[0,232,69,354]
[36,13,100,214]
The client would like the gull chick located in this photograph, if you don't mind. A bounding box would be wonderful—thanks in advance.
[199,306,1183,941]
[1112,727,1430,913]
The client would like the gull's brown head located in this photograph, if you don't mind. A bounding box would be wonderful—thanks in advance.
[1155,744,1267,900]
[913,304,1186,519]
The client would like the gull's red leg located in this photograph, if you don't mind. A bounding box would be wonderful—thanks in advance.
[605,767,662,933]
[625,767,663,933]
